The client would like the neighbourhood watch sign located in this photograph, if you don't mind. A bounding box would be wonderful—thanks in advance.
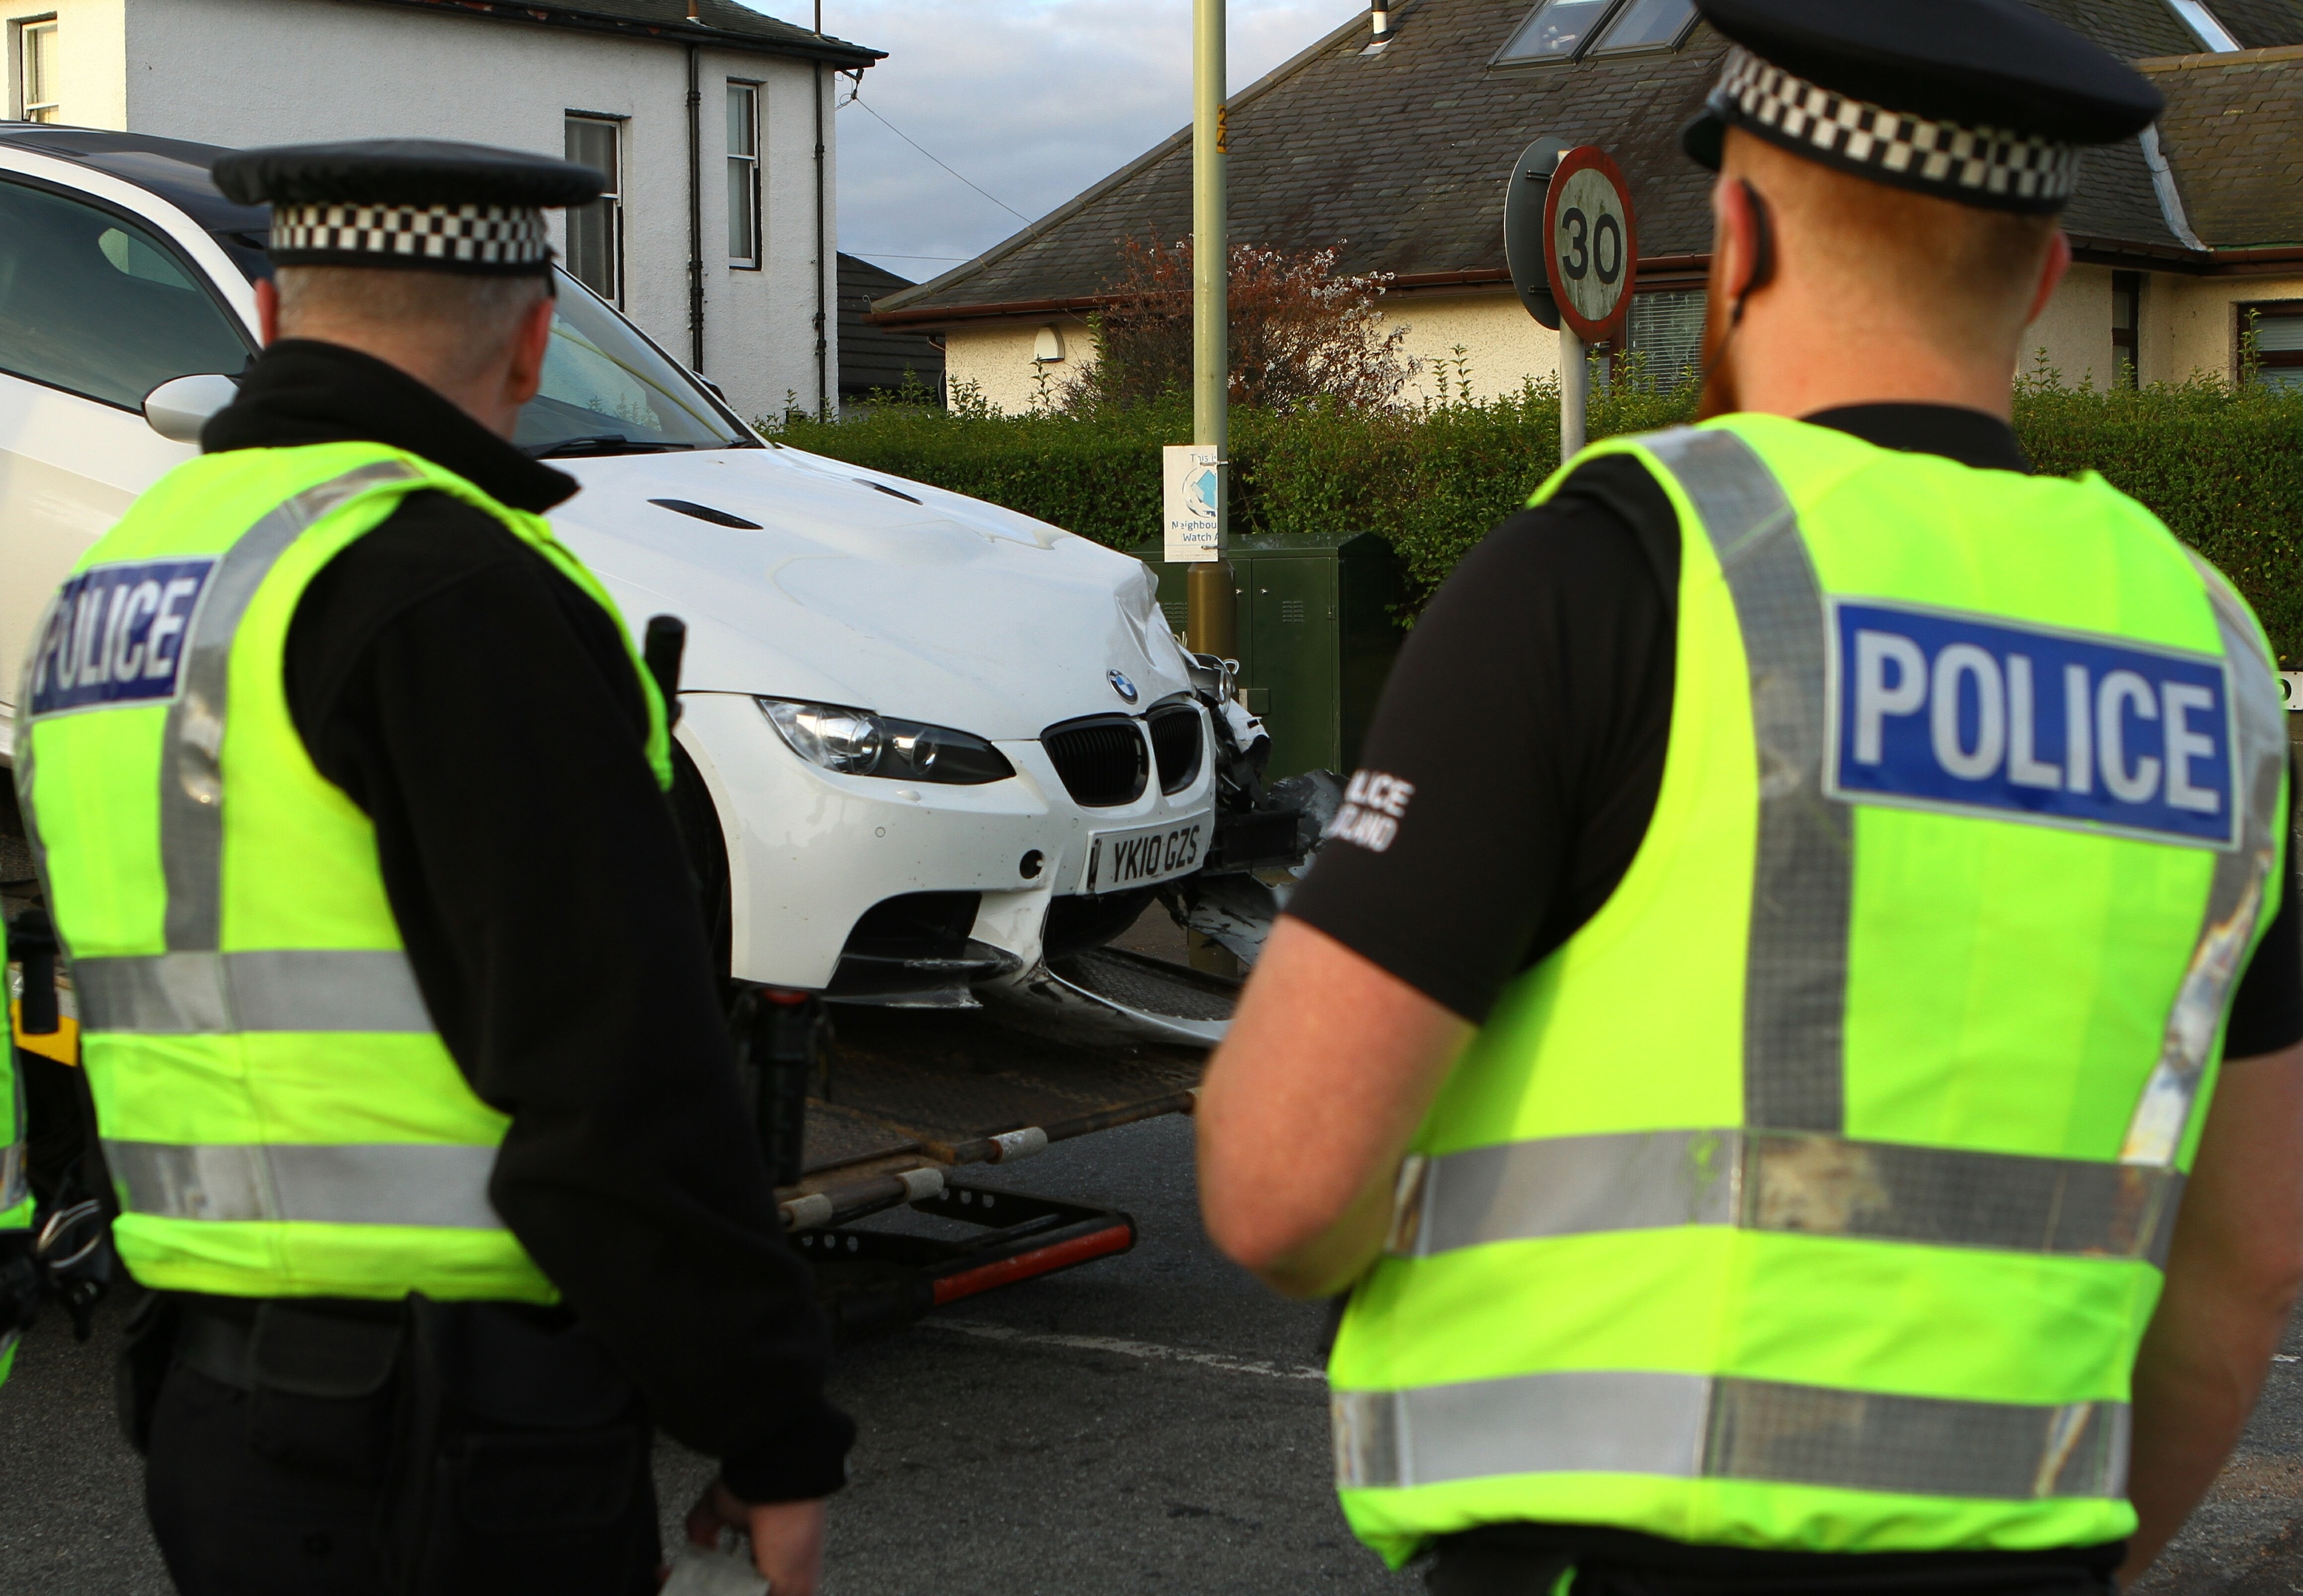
[1162,445,1220,564]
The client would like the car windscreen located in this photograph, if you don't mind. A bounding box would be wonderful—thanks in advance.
[208,240,744,453]
[516,270,749,453]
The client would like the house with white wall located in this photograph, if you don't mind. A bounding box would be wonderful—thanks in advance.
[874,0,2303,414]
[3,0,882,423]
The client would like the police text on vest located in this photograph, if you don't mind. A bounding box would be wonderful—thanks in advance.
[1826,599,2234,847]
[25,559,217,717]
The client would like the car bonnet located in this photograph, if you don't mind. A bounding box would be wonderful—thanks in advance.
[547,445,1194,744]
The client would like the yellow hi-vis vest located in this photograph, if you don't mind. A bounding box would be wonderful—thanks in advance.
[1330,415,2290,1565]
[12,441,672,1302]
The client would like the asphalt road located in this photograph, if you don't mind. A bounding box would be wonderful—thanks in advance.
[6,1109,2303,1595]
[0,1114,1417,1595]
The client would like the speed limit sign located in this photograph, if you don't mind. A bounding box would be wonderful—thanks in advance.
[1542,146,1637,344]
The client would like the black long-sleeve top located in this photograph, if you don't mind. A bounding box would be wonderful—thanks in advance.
[202,339,852,1502]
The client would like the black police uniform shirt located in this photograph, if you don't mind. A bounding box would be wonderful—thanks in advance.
[200,339,854,1504]
[1287,403,2303,1052]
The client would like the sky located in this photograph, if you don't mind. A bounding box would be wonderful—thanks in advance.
[758,1,1358,284]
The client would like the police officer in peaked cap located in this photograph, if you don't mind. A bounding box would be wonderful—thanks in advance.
[1201,1,2303,1591]
[14,141,850,1594]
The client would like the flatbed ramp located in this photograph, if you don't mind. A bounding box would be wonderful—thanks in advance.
[769,952,1234,1337]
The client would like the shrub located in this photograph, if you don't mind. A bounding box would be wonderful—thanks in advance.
[1061,236,1416,415]
[783,360,2303,660]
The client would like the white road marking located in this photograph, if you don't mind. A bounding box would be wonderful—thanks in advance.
[2275,1354,2299,1364]
[922,1319,1325,1381]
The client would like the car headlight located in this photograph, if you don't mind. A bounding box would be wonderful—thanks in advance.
[755,698,1015,785]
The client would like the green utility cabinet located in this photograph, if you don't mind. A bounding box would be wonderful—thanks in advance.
[1133,532,1407,781]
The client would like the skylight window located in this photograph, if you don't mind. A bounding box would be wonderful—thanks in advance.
[1494,0,1618,64]
[1591,0,1696,55]
[2166,0,2242,50]
[1494,0,1697,66]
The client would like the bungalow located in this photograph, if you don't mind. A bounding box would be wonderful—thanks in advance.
[870,0,2303,412]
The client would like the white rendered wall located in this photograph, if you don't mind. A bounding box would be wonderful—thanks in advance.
[942,321,1087,415]
[118,0,831,423]
[1383,293,1563,406]
[10,0,125,128]
[2025,264,2115,390]
[944,295,1569,417]
[2163,273,2303,387]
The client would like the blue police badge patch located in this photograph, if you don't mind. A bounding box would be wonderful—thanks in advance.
[25,558,217,719]
[1825,598,2236,848]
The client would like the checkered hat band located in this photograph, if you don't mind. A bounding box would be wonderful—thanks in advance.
[271,202,551,265]
[1708,45,2079,206]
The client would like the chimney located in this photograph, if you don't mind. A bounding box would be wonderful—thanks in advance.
[1372,2,1392,39]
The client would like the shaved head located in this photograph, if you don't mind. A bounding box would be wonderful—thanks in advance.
[1698,128,2072,420]
[273,267,553,390]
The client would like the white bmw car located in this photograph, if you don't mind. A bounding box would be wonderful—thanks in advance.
[0,126,1273,1037]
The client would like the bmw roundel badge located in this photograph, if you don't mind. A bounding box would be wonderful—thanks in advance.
[1108,669,1139,703]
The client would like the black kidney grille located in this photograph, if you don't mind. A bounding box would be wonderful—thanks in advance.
[1043,716,1149,808]
[1148,705,1204,794]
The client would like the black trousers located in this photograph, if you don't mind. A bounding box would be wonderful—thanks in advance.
[144,1338,661,1596]
[1424,1526,2125,1596]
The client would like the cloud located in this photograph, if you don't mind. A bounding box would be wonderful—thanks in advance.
[775,1,1354,282]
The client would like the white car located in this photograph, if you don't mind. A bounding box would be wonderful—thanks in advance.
[0,126,1274,1040]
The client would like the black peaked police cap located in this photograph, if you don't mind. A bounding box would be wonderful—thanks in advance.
[1681,0,2165,213]
[211,139,605,274]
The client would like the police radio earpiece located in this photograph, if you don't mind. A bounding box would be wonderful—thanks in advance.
[1731,179,1776,328]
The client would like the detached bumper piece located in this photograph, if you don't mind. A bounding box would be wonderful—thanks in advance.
[796,1185,1136,1341]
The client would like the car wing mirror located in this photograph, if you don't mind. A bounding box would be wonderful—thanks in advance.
[143,373,240,443]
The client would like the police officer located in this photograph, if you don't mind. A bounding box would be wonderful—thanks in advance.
[1200,1,2303,1592]
[13,141,849,1594]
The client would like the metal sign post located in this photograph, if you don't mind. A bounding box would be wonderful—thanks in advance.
[1185,0,1236,662]
[1541,146,1637,464]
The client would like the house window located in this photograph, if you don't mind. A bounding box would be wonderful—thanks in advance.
[727,82,761,268]
[18,16,58,122]
[2165,0,2241,51]
[2111,271,2142,389]
[1494,0,1617,64]
[2242,301,2303,393]
[1624,290,1705,390]
[563,115,624,304]
[1589,0,1695,55]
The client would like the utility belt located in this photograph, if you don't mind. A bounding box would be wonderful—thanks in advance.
[123,1289,656,1596]
[1426,1524,2125,1596]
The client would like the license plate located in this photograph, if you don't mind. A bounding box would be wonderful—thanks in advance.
[1082,817,1208,894]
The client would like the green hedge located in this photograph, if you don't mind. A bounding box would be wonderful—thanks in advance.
[775,375,2303,661]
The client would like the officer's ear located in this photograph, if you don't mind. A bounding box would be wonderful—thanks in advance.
[504,287,556,409]
[1730,180,1776,328]
[254,276,282,347]
[2026,230,2073,330]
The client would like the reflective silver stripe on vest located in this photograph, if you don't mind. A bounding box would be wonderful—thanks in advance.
[75,949,433,1034]
[160,461,422,952]
[0,1141,27,1217]
[1333,1373,2129,1501]
[1644,429,1848,1132]
[1388,1130,2182,1266]
[104,1139,505,1228]
[2121,556,2287,1167]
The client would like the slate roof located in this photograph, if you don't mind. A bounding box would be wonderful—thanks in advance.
[876,0,2302,323]
[2143,44,2303,246]
[335,0,882,68]
[2202,0,2303,49]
